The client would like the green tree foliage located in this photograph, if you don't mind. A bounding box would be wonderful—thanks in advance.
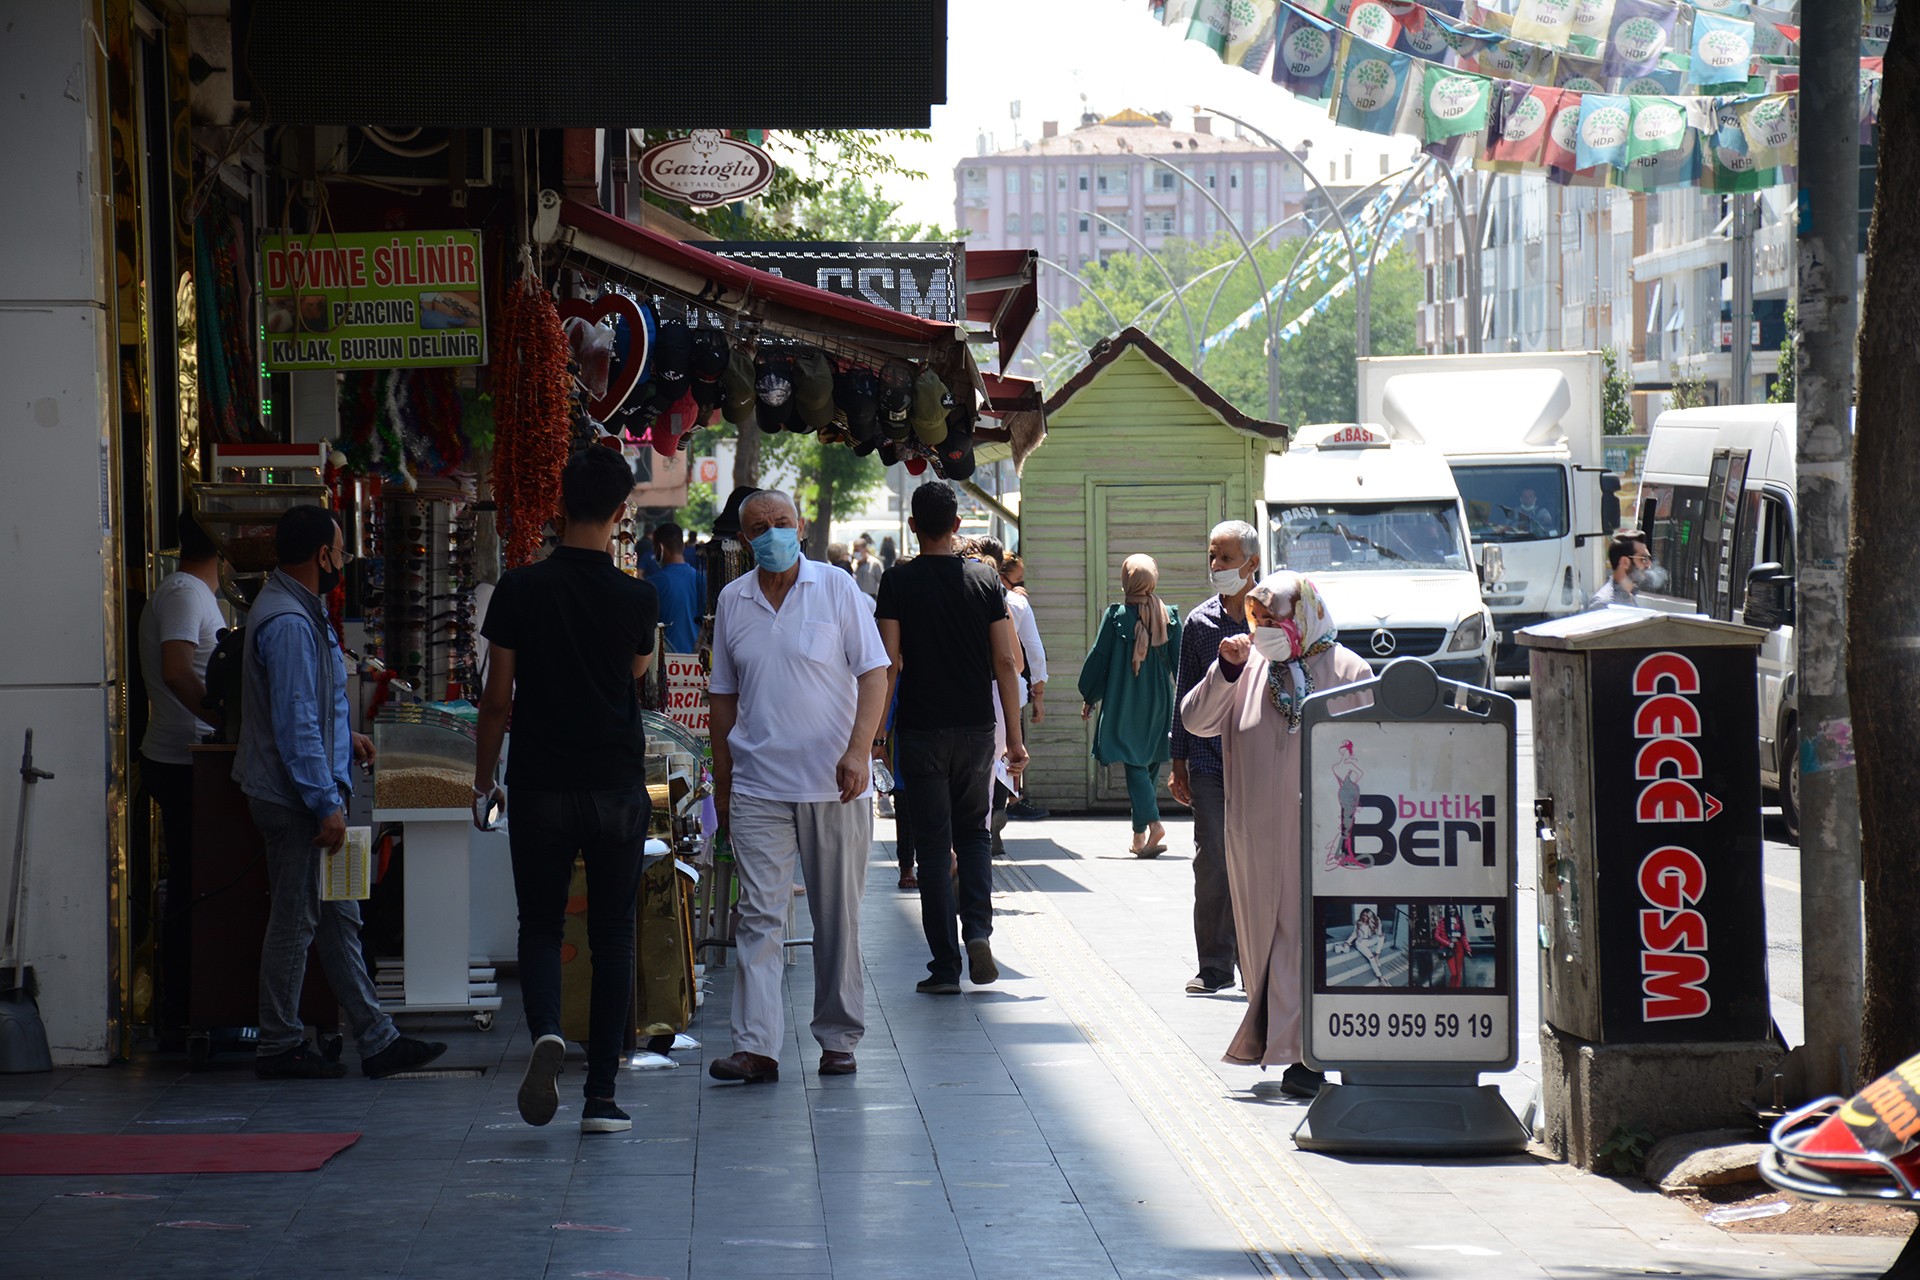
[1601,346,1636,434]
[1041,232,1424,426]
[1769,304,1796,404]
[1667,361,1711,410]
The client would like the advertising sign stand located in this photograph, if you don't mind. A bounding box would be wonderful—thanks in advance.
[1293,659,1528,1155]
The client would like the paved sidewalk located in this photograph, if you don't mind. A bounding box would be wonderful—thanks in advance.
[0,813,1906,1279]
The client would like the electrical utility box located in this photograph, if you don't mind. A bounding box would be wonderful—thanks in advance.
[1519,608,1775,1167]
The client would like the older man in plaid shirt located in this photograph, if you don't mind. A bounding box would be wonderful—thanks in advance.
[1169,520,1260,995]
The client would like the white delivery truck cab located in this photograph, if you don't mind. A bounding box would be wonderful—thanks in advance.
[1258,422,1496,687]
[1635,403,1800,835]
[1357,352,1618,676]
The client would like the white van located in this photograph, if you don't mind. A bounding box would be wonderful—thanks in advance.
[1257,422,1496,687]
[1635,404,1798,834]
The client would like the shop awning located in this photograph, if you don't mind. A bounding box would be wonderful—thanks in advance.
[964,248,1039,367]
[537,193,974,370]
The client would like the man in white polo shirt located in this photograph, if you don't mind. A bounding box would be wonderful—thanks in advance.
[707,490,890,1083]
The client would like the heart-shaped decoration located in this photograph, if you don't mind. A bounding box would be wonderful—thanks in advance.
[556,291,651,421]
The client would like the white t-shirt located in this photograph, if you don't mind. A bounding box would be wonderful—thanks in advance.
[139,571,226,764]
[709,559,890,803]
[1006,589,1048,700]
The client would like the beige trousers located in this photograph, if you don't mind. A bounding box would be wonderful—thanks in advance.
[727,792,873,1057]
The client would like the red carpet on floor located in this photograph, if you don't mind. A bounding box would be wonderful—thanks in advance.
[0,1132,360,1175]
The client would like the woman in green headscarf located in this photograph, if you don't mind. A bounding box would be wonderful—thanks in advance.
[1079,554,1183,856]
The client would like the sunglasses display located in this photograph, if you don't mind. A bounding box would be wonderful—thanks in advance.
[360,493,481,700]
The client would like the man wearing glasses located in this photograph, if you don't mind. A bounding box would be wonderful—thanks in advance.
[1589,531,1652,610]
[236,505,446,1080]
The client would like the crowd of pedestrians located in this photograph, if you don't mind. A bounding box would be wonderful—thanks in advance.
[140,451,1364,1125]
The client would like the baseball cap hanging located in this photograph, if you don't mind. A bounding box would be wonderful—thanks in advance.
[721,346,757,424]
[879,361,914,441]
[689,331,729,412]
[908,370,952,446]
[936,404,978,480]
[754,350,797,432]
[836,366,880,446]
[650,318,693,398]
[793,348,837,430]
[652,389,698,456]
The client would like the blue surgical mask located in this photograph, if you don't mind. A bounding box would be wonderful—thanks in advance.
[750,526,802,573]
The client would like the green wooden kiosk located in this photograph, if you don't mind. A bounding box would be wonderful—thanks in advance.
[1020,328,1288,813]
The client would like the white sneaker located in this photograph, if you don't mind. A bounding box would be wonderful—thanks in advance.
[517,1033,565,1126]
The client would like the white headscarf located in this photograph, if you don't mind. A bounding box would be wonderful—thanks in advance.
[1245,571,1339,732]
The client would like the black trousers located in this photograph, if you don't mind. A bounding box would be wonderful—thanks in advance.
[896,726,996,983]
[142,755,196,1031]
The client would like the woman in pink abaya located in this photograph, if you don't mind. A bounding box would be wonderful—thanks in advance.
[1178,572,1372,1098]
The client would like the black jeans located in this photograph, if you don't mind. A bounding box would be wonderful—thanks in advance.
[507,787,650,1099]
[896,726,996,983]
[141,755,196,1031]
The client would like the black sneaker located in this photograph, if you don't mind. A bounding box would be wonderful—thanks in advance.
[581,1097,631,1134]
[361,1036,449,1079]
[915,977,962,995]
[518,1033,566,1126]
[1007,799,1050,820]
[255,1044,347,1080]
[965,938,999,985]
[1279,1063,1325,1099]
[1184,968,1232,994]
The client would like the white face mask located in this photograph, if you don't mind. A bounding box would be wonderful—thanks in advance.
[1209,563,1251,595]
[1250,625,1301,663]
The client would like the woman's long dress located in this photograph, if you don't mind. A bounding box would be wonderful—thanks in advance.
[1179,644,1373,1067]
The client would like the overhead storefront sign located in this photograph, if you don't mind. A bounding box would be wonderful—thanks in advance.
[260,230,486,371]
[640,132,776,205]
[706,242,965,323]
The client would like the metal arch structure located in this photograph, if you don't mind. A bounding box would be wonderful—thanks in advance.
[1269,164,1421,370]
[1143,153,1280,421]
[1074,207,1198,359]
[1356,154,1445,358]
[1035,255,1125,333]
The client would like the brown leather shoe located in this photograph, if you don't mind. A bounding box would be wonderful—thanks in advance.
[708,1051,779,1084]
[818,1051,857,1076]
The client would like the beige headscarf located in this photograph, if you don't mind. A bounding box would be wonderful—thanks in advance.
[1122,553,1170,675]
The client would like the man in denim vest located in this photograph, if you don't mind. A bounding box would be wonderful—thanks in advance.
[235,505,445,1080]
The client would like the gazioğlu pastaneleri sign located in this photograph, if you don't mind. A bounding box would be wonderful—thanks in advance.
[639,131,776,206]
[260,230,486,371]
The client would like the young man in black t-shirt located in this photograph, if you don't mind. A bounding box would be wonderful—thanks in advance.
[875,482,1028,993]
[475,446,659,1134]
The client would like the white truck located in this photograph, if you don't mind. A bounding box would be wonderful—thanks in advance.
[1258,422,1496,688]
[1357,353,1620,676]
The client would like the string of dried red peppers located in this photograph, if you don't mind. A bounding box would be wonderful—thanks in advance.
[492,272,572,568]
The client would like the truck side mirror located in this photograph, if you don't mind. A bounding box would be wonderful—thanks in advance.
[1600,472,1622,532]
[1742,562,1793,630]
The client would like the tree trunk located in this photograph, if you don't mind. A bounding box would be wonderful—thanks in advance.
[1849,7,1920,1082]
[733,421,762,491]
[807,459,833,560]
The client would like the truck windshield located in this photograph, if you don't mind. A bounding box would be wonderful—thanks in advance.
[1454,465,1566,543]
[1267,502,1469,573]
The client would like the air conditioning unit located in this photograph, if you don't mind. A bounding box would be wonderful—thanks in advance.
[292,127,493,196]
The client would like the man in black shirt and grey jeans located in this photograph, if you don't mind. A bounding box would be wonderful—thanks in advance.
[876,481,1028,994]
[474,446,659,1134]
